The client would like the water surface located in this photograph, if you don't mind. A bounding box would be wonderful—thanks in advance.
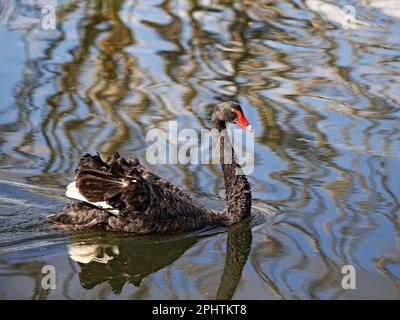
[0,0,399,299]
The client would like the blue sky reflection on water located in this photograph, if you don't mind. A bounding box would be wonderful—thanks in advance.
[0,0,399,299]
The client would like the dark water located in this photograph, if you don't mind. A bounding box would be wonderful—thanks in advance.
[0,0,400,299]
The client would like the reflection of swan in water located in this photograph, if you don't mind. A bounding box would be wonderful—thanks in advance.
[68,244,118,265]
[67,220,253,298]
[216,220,252,300]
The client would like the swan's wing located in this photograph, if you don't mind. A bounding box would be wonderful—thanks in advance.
[67,152,142,217]
[130,162,199,205]
[68,152,201,219]
[66,181,121,216]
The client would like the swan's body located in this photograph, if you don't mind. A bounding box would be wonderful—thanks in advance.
[47,101,253,234]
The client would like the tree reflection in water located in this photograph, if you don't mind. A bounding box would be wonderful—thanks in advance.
[0,0,399,299]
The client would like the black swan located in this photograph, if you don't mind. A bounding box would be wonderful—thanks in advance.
[47,101,253,234]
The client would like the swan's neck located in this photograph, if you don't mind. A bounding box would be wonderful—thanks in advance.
[211,118,252,224]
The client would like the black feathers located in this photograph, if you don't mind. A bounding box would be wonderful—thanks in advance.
[47,203,109,230]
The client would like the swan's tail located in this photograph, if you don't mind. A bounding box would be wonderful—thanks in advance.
[47,202,109,230]
[65,152,143,216]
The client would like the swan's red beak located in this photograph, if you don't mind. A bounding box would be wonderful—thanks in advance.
[232,109,253,132]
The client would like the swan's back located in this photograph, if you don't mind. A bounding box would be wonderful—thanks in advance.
[48,152,221,233]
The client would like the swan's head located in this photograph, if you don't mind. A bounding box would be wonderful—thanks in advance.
[214,101,253,132]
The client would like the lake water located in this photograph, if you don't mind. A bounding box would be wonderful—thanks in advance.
[0,0,399,299]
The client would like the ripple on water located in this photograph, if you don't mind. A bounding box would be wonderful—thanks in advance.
[0,0,399,299]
